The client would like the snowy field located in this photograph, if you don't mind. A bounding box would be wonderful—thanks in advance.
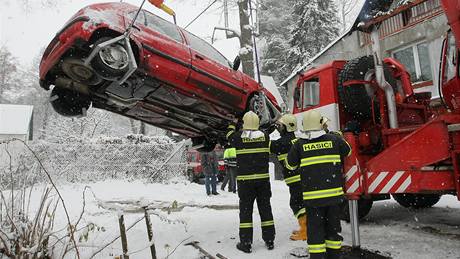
[20,178,460,259]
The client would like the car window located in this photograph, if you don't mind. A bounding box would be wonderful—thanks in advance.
[183,31,230,67]
[127,11,146,27]
[140,11,183,43]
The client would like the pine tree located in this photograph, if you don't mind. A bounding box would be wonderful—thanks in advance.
[259,0,296,92]
[287,0,340,71]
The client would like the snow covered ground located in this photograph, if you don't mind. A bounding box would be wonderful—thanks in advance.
[22,178,460,259]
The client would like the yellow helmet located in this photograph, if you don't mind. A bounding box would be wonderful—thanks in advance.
[278,114,297,132]
[302,110,323,131]
[242,111,260,130]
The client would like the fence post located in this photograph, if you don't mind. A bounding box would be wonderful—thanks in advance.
[143,207,157,259]
[118,214,130,259]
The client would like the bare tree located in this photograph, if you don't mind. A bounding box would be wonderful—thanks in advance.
[0,46,18,102]
[237,0,255,78]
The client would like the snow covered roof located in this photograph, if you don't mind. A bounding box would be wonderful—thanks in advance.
[261,75,284,105]
[0,104,34,136]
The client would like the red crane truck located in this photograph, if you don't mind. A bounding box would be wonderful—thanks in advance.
[293,0,460,219]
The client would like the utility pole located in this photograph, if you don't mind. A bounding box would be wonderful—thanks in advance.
[237,0,255,78]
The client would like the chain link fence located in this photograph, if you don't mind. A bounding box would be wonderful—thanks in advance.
[0,135,188,188]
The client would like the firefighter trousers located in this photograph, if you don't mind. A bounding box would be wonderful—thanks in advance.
[238,180,275,244]
[306,205,343,259]
[288,183,305,218]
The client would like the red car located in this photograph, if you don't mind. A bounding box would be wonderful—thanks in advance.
[39,2,280,150]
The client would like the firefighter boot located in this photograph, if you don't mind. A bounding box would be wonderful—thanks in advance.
[290,214,307,241]
[236,242,252,253]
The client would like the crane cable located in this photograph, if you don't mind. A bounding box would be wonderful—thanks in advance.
[184,0,219,29]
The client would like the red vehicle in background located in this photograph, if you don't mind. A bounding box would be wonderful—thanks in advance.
[39,2,280,152]
[186,147,226,183]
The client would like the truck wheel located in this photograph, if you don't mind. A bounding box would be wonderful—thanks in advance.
[50,87,91,117]
[392,194,441,209]
[91,37,129,79]
[338,56,396,121]
[340,198,373,221]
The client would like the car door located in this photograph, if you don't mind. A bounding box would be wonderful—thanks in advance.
[181,30,247,110]
[125,10,191,87]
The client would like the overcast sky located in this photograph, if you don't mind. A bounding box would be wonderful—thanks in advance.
[0,0,242,66]
[0,0,363,68]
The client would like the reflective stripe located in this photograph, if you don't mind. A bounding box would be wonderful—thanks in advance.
[303,187,344,200]
[300,155,341,167]
[236,147,270,155]
[237,173,270,181]
[285,175,301,185]
[278,153,288,161]
[295,208,306,218]
[226,131,234,139]
[261,220,274,227]
[308,243,326,253]
[325,240,342,249]
[228,125,236,130]
[239,222,253,228]
[285,159,298,171]
[345,140,352,157]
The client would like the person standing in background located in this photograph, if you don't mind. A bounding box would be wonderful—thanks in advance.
[201,149,219,196]
[222,146,237,193]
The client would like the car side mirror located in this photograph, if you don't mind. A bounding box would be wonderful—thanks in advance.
[232,56,241,71]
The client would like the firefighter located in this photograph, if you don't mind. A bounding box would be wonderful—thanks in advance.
[222,146,237,193]
[285,110,351,259]
[226,111,275,253]
[270,114,306,241]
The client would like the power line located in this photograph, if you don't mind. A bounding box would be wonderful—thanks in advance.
[184,0,219,29]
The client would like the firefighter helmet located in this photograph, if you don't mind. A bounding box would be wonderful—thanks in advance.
[302,110,323,131]
[242,111,260,130]
[278,114,297,132]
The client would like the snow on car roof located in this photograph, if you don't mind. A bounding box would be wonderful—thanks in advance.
[0,104,33,135]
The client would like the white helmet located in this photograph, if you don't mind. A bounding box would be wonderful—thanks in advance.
[278,114,297,132]
[302,110,323,131]
[242,111,260,130]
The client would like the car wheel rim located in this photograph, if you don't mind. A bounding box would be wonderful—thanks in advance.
[99,44,129,70]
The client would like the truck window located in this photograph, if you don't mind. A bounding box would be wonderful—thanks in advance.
[444,32,458,82]
[303,78,320,108]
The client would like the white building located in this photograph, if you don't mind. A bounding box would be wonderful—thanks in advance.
[0,104,34,142]
[281,0,447,113]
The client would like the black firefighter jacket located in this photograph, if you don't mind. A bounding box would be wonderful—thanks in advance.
[285,133,351,207]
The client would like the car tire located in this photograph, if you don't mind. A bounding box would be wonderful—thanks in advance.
[338,56,397,121]
[392,194,441,209]
[91,37,129,79]
[50,87,91,117]
[340,198,373,221]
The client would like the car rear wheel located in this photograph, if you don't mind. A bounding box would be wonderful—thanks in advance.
[50,87,91,117]
[91,37,129,79]
[191,137,216,152]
